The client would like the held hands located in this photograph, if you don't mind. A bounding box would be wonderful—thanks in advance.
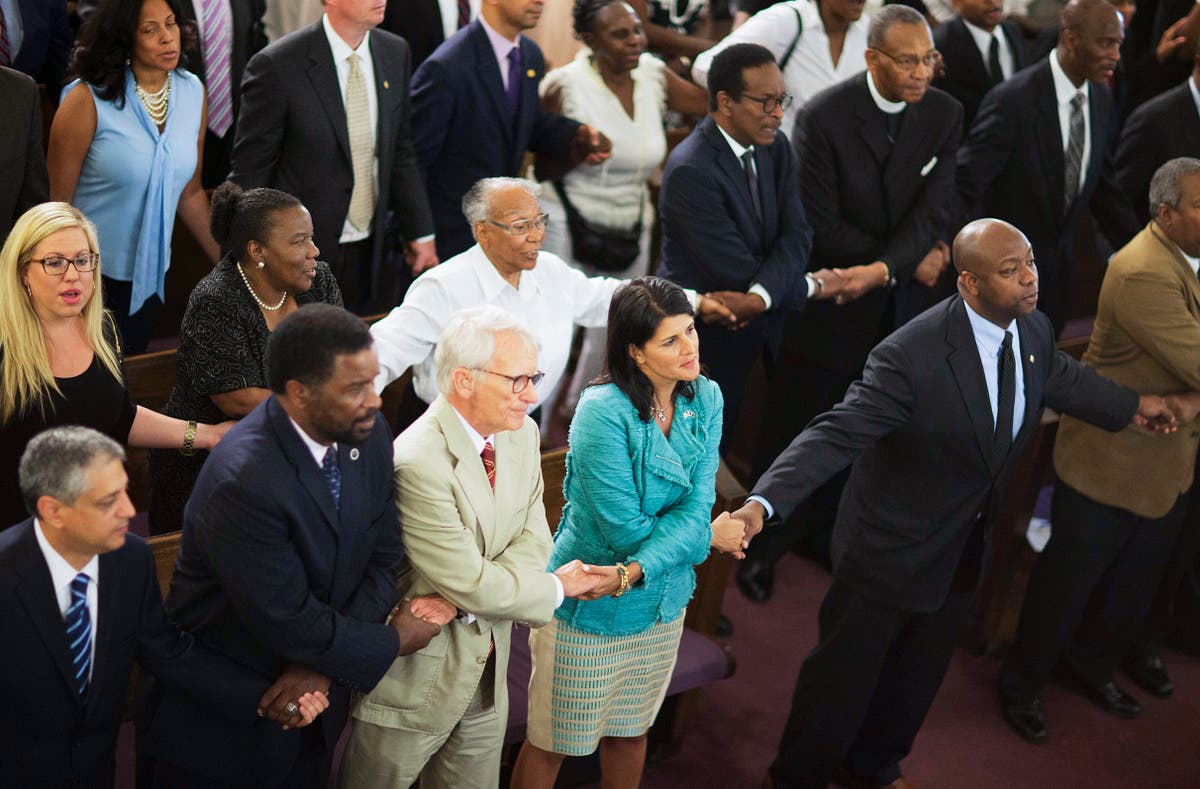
[1133,395,1179,434]
[827,262,890,305]
[711,511,748,559]
[913,242,950,289]
[388,598,442,655]
[257,664,332,730]
[808,268,841,301]
[697,294,739,326]
[1164,392,1200,425]
[573,124,614,165]
[409,593,457,626]
[727,500,766,550]
[554,559,624,600]
[403,238,439,275]
[706,291,767,326]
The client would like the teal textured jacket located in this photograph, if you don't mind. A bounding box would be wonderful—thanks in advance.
[550,377,723,635]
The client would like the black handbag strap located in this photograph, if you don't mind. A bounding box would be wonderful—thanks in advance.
[779,4,804,71]
[552,178,645,233]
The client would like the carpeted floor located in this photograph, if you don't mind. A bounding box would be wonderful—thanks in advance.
[632,552,1200,789]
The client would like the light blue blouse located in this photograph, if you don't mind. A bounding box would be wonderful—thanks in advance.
[66,68,202,314]
[550,378,723,636]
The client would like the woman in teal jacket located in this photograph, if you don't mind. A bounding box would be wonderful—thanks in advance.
[513,277,746,788]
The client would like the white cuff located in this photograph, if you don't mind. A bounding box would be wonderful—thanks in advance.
[748,283,772,310]
[550,572,565,607]
[746,494,776,520]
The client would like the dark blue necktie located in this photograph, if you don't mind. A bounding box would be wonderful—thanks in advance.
[321,447,341,509]
[994,330,1015,467]
[66,573,92,698]
[506,47,521,117]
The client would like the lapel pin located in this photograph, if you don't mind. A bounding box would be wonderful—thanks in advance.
[682,410,696,419]
[349,448,360,461]
[383,80,390,89]
[526,68,536,78]
[1029,354,1035,363]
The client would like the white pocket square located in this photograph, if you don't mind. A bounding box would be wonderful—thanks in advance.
[920,156,938,177]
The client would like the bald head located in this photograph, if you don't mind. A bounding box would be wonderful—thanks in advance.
[953,219,1040,327]
[1058,0,1124,84]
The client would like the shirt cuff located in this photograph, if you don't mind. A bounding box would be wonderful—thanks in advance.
[746,494,776,520]
[457,610,477,625]
[414,234,435,244]
[550,572,565,607]
[684,288,701,311]
[748,283,772,311]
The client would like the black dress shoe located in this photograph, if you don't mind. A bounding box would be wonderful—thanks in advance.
[1123,654,1173,698]
[1000,695,1047,744]
[736,557,775,602]
[1081,680,1142,719]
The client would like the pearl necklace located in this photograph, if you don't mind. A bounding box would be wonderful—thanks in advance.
[135,72,171,126]
[236,261,287,311]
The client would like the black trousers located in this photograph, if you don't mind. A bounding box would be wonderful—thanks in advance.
[1136,470,1200,657]
[102,276,163,355]
[329,236,375,315]
[151,729,331,789]
[769,578,974,789]
[999,483,1187,698]
[696,317,768,453]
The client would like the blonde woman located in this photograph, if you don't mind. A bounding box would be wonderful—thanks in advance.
[0,202,232,529]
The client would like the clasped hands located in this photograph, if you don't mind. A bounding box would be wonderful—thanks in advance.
[710,500,767,558]
[1134,392,1200,434]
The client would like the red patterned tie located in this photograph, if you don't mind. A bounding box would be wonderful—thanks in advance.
[0,6,11,67]
[481,441,495,489]
[457,0,471,28]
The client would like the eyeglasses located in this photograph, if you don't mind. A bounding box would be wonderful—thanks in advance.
[873,48,941,72]
[487,213,551,237]
[476,369,546,393]
[28,252,100,276]
[739,92,794,114]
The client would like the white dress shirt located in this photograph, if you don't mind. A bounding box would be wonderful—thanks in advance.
[437,0,480,41]
[963,18,1015,81]
[34,520,100,681]
[0,0,23,59]
[693,0,869,139]
[323,14,379,244]
[288,415,336,467]
[1048,49,1091,200]
[480,15,520,91]
[371,245,621,407]
[1190,75,1200,118]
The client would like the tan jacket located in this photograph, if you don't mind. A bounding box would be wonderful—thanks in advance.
[350,396,556,733]
[1055,221,1200,518]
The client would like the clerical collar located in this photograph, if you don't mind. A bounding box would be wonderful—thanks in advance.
[866,71,906,114]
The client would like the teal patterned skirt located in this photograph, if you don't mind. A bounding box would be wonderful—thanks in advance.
[524,613,685,756]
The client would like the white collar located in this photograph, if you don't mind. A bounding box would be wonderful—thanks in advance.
[34,519,100,589]
[322,13,373,64]
[714,120,753,160]
[1172,241,1200,277]
[1189,75,1200,119]
[470,243,542,301]
[963,298,1019,353]
[963,18,1001,50]
[1049,49,1090,106]
[449,402,495,455]
[288,415,336,467]
[866,70,907,114]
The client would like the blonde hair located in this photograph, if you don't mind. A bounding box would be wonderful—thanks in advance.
[0,203,122,425]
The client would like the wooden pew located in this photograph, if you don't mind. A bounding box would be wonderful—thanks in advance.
[965,334,1091,653]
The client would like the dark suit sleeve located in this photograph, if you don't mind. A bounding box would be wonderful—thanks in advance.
[1042,350,1139,431]
[386,42,436,239]
[410,58,454,177]
[1088,100,1142,249]
[133,542,268,726]
[193,478,401,691]
[955,87,1015,229]
[1114,103,1157,223]
[20,82,50,213]
[341,436,406,625]
[43,1,73,100]
[881,104,962,282]
[229,49,286,189]
[753,336,915,521]
[797,109,882,263]
[526,104,581,161]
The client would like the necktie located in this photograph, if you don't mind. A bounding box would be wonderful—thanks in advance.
[993,330,1015,467]
[1063,92,1085,213]
[481,441,496,489]
[0,6,10,67]
[199,0,234,137]
[987,34,1003,86]
[345,53,377,232]
[741,150,763,223]
[321,447,341,509]
[506,48,522,116]
[457,0,471,28]
[66,573,92,699]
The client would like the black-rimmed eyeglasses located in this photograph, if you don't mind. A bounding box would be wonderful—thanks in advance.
[739,93,794,114]
[476,369,546,393]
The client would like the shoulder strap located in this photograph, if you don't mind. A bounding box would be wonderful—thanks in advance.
[779,5,804,71]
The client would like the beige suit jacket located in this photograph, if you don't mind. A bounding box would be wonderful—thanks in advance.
[1055,221,1200,518]
[351,396,557,733]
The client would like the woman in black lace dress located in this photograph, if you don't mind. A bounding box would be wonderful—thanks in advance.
[148,183,343,534]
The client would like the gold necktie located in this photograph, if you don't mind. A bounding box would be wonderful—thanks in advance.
[345,52,376,232]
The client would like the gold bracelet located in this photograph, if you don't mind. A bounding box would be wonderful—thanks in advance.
[181,420,197,456]
[611,562,630,598]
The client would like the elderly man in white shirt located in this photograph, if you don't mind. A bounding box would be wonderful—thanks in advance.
[371,177,733,429]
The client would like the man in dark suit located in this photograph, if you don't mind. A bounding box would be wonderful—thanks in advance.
[728,219,1171,789]
[0,427,326,788]
[231,0,435,312]
[411,0,611,261]
[1116,50,1200,222]
[382,0,476,69]
[144,305,446,788]
[0,65,47,242]
[1,0,71,100]
[658,43,816,449]
[78,0,267,184]
[933,0,1030,131]
[957,0,1142,333]
[737,6,961,601]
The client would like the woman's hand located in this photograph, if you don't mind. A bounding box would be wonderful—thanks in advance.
[196,420,237,450]
[711,511,748,559]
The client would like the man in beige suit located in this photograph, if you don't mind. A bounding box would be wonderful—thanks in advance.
[338,306,609,788]
[999,157,1200,744]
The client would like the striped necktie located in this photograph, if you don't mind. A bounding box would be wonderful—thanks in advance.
[1063,92,1085,212]
[199,0,234,137]
[345,52,377,232]
[0,6,10,67]
[481,441,496,489]
[66,573,92,699]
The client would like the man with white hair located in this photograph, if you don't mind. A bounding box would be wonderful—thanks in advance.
[341,306,611,788]
[370,176,733,430]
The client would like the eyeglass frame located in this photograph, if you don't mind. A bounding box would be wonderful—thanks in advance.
[871,47,941,72]
[486,213,551,237]
[475,368,546,394]
[737,92,794,114]
[26,251,101,276]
